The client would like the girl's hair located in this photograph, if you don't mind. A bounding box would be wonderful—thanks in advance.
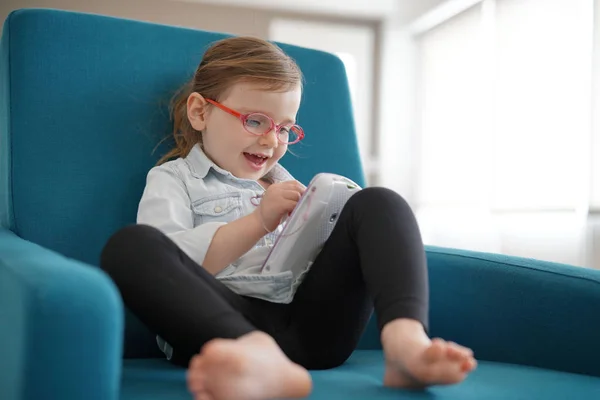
[157,36,303,165]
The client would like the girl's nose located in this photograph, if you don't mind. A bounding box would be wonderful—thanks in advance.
[259,128,279,148]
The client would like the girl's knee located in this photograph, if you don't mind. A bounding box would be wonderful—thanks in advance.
[101,224,163,270]
[349,187,410,211]
[113,224,163,244]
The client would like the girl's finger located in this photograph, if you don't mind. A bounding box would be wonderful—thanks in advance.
[284,199,299,212]
[282,189,302,201]
[281,180,305,191]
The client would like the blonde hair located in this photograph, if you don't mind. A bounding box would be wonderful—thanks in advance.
[157,36,303,165]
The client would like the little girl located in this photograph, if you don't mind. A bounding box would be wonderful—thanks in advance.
[101,36,476,400]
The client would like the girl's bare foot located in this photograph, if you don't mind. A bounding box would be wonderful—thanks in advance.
[186,331,312,400]
[381,318,477,389]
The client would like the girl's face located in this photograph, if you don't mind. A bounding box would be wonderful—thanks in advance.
[187,82,302,181]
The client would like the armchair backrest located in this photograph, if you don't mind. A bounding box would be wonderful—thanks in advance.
[0,9,364,357]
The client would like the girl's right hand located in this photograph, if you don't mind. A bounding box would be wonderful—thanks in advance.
[256,180,305,232]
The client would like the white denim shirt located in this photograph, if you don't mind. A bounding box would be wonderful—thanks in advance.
[137,144,306,304]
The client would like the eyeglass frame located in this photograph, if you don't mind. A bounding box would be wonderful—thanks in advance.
[204,98,305,145]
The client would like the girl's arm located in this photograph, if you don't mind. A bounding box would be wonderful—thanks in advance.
[201,212,265,275]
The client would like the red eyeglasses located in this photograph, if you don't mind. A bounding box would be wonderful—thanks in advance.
[205,98,305,145]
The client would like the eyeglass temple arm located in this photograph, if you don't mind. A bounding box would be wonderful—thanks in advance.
[205,98,242,119]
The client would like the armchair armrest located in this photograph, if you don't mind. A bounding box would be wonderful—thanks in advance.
[427,246,600,377]
[0,228,123,400]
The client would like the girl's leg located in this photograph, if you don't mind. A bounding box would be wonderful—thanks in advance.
[283,187,476,387]
[100,224,311,400]
[101,224,257,360]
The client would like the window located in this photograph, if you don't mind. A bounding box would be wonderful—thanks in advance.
[412,0,597,267]
[492,0,593,211]
[416,0,594,212]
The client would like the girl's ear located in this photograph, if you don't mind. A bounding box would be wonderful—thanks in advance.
[187,92,209,131]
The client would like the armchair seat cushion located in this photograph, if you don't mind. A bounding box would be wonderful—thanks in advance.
[122,351,600,399]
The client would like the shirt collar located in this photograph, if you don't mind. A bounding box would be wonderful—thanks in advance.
[185,144,295,184]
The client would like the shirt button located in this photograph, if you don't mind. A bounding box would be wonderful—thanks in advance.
[214,206,222,213]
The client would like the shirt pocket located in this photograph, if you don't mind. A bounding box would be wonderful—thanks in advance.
[192,192,243,226]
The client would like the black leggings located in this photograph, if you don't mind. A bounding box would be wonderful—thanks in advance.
[100,187,429,370]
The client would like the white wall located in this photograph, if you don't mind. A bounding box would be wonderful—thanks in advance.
[1,0,271,37]
[1,0,449,36]
[173,0,397,19]
[394,0,451,24]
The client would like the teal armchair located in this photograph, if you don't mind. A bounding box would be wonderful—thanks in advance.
[1,9,599,400]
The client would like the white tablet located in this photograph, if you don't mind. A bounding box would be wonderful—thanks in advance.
[261,173,361,276]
